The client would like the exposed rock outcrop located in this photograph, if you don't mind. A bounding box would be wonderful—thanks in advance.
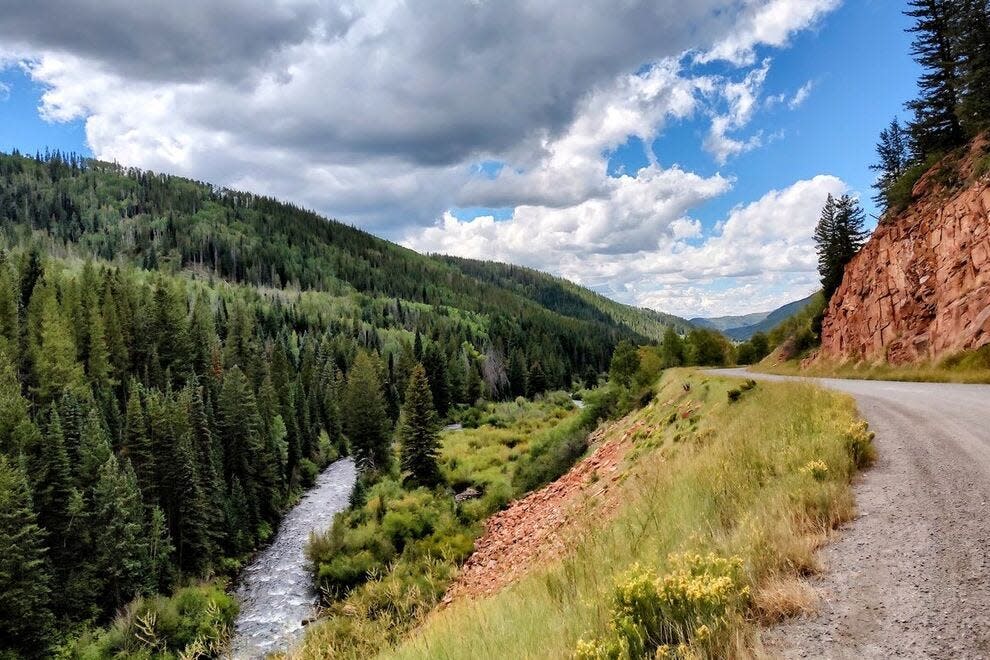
[819,139,990,364]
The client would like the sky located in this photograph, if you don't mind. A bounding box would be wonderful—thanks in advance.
[0,0,919,318]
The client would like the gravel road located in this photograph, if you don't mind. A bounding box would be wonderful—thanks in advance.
[712,369,990,659]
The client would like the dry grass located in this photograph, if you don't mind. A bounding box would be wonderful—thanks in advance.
[752,577,819,624]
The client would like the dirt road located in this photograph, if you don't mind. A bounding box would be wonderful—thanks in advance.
[713,369,990,659]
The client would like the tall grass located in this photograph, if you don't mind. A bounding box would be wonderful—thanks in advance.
[382,370,871,659]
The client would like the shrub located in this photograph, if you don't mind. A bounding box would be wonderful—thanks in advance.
[576,554,749,659]
[799,460,830,482]
[727,389,742,403]
[299,457,319,487]
[71,583,237,658]
[843,421,876,469]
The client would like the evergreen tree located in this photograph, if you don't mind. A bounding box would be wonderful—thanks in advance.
[0,456,54,658]
[91,455,150,612]
[905,0,965,158]
[528,359,548,395]
[123,381,155,502]
[956,0,990,134]
[86,303,113,390]
[31,284,87,403]
[342,351,390,472]
[0,351,30,455]
[507,348,529,398]
[871,117,911,212]
[815,194,869,301]
[0,259,19,355]
[398,364,442,487]
[422,341,451,416]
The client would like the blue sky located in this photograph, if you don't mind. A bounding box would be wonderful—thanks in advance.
[0,0,921,317]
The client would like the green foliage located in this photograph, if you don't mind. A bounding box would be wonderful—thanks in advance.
[398,365,442,487]
[815,194,868,302]
[609,341,641,388]
[344,351,391,473]
[0,456,54,658]
[70,582,237,659]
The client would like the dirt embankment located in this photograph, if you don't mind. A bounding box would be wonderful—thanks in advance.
[442,416,647,603]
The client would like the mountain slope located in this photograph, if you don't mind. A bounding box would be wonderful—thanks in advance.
[0,150,684,374]
[692,293,819,341]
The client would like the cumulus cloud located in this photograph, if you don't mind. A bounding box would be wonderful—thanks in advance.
[406,175,846,317]
[2,0,842,313]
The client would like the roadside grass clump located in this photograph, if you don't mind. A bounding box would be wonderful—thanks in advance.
[384,369,872,660]
[70,582,237,658]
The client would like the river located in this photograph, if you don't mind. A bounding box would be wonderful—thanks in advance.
[230,458,357,659]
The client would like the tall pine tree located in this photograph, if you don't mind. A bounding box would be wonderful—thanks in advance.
[398,364,442,487]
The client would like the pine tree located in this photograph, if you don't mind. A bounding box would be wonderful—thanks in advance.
[86,302,113,390]
[956,0,990,134]
[77,408,113,493]
[508,348,529,398]
[0,351,30,455]
[398,364,442,487]
[31,284,88,403]
[123,381,155,502]
[528,359,548,395]
[422,341,451,416]
[608,341,639,388]
[217,366,264,529]
[91,455,151,612]
[815,194,869,301]
[871,117,911,213]
[905,0,965,158]
[342,351,390,472]
[0,259,19,355]
[0,456,54,658]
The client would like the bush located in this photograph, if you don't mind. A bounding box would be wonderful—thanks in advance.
[727,389,742,403]
[299,457,319,488]
[511,422,589,492]
[843,421,876,469]
[575,554,749,659]
[71,583,237,658]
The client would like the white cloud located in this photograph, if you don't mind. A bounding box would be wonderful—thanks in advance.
[5,0,843,314]
[0,81,9,101]
[789,81,814,109]
[406,175,847,316]
[698,0,840,65]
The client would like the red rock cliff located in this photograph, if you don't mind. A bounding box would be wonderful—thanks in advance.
[819,139,990,364]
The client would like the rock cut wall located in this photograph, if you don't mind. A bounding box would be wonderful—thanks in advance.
[819,140,990,364]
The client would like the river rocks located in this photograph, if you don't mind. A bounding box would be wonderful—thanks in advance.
[819,138,990,364]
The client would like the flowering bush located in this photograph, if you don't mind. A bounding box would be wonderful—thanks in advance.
[844,421,876,468]
[575,554,750,659]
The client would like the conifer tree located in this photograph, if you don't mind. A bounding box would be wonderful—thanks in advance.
[32,284,87,403]
[956,0,990,134]
[123,381,155,501]
[342,351,390,472]
[0,259,19,355]
[905,0,965,158]
[91,455,150,612]
[0,351,30,455]
[86,303,112,390]
[528,359,548,395]
[423,341,451,415]
[398,364,442,487]
[871,117,911,213]
[0,456,54,658]
[815,194,869,301]
[508,348,529,398]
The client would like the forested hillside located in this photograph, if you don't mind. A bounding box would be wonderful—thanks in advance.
[0,150,687,656]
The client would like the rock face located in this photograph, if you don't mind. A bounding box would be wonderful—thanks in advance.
[820,139,990,364]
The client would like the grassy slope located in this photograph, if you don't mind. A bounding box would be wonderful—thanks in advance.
[381,369,873,659]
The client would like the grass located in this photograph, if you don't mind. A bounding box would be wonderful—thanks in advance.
[757,344,990,384]
[376,369,873,659]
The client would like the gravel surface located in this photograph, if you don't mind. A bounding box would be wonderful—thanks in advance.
[713,369,990,659]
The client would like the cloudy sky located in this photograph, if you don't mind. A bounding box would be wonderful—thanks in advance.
[0,0,917,317]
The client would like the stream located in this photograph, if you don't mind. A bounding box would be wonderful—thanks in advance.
[230,458,357,659]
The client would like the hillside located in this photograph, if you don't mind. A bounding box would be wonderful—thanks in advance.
[819,138,990,363]
[0,150,686,379]
[0,149,686,656]
[692,293,818,341]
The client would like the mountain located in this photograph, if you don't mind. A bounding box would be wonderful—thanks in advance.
[820,138,990,363]
[691,293,819,341]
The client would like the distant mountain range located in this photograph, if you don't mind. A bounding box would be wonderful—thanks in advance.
[690,293,820,341]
